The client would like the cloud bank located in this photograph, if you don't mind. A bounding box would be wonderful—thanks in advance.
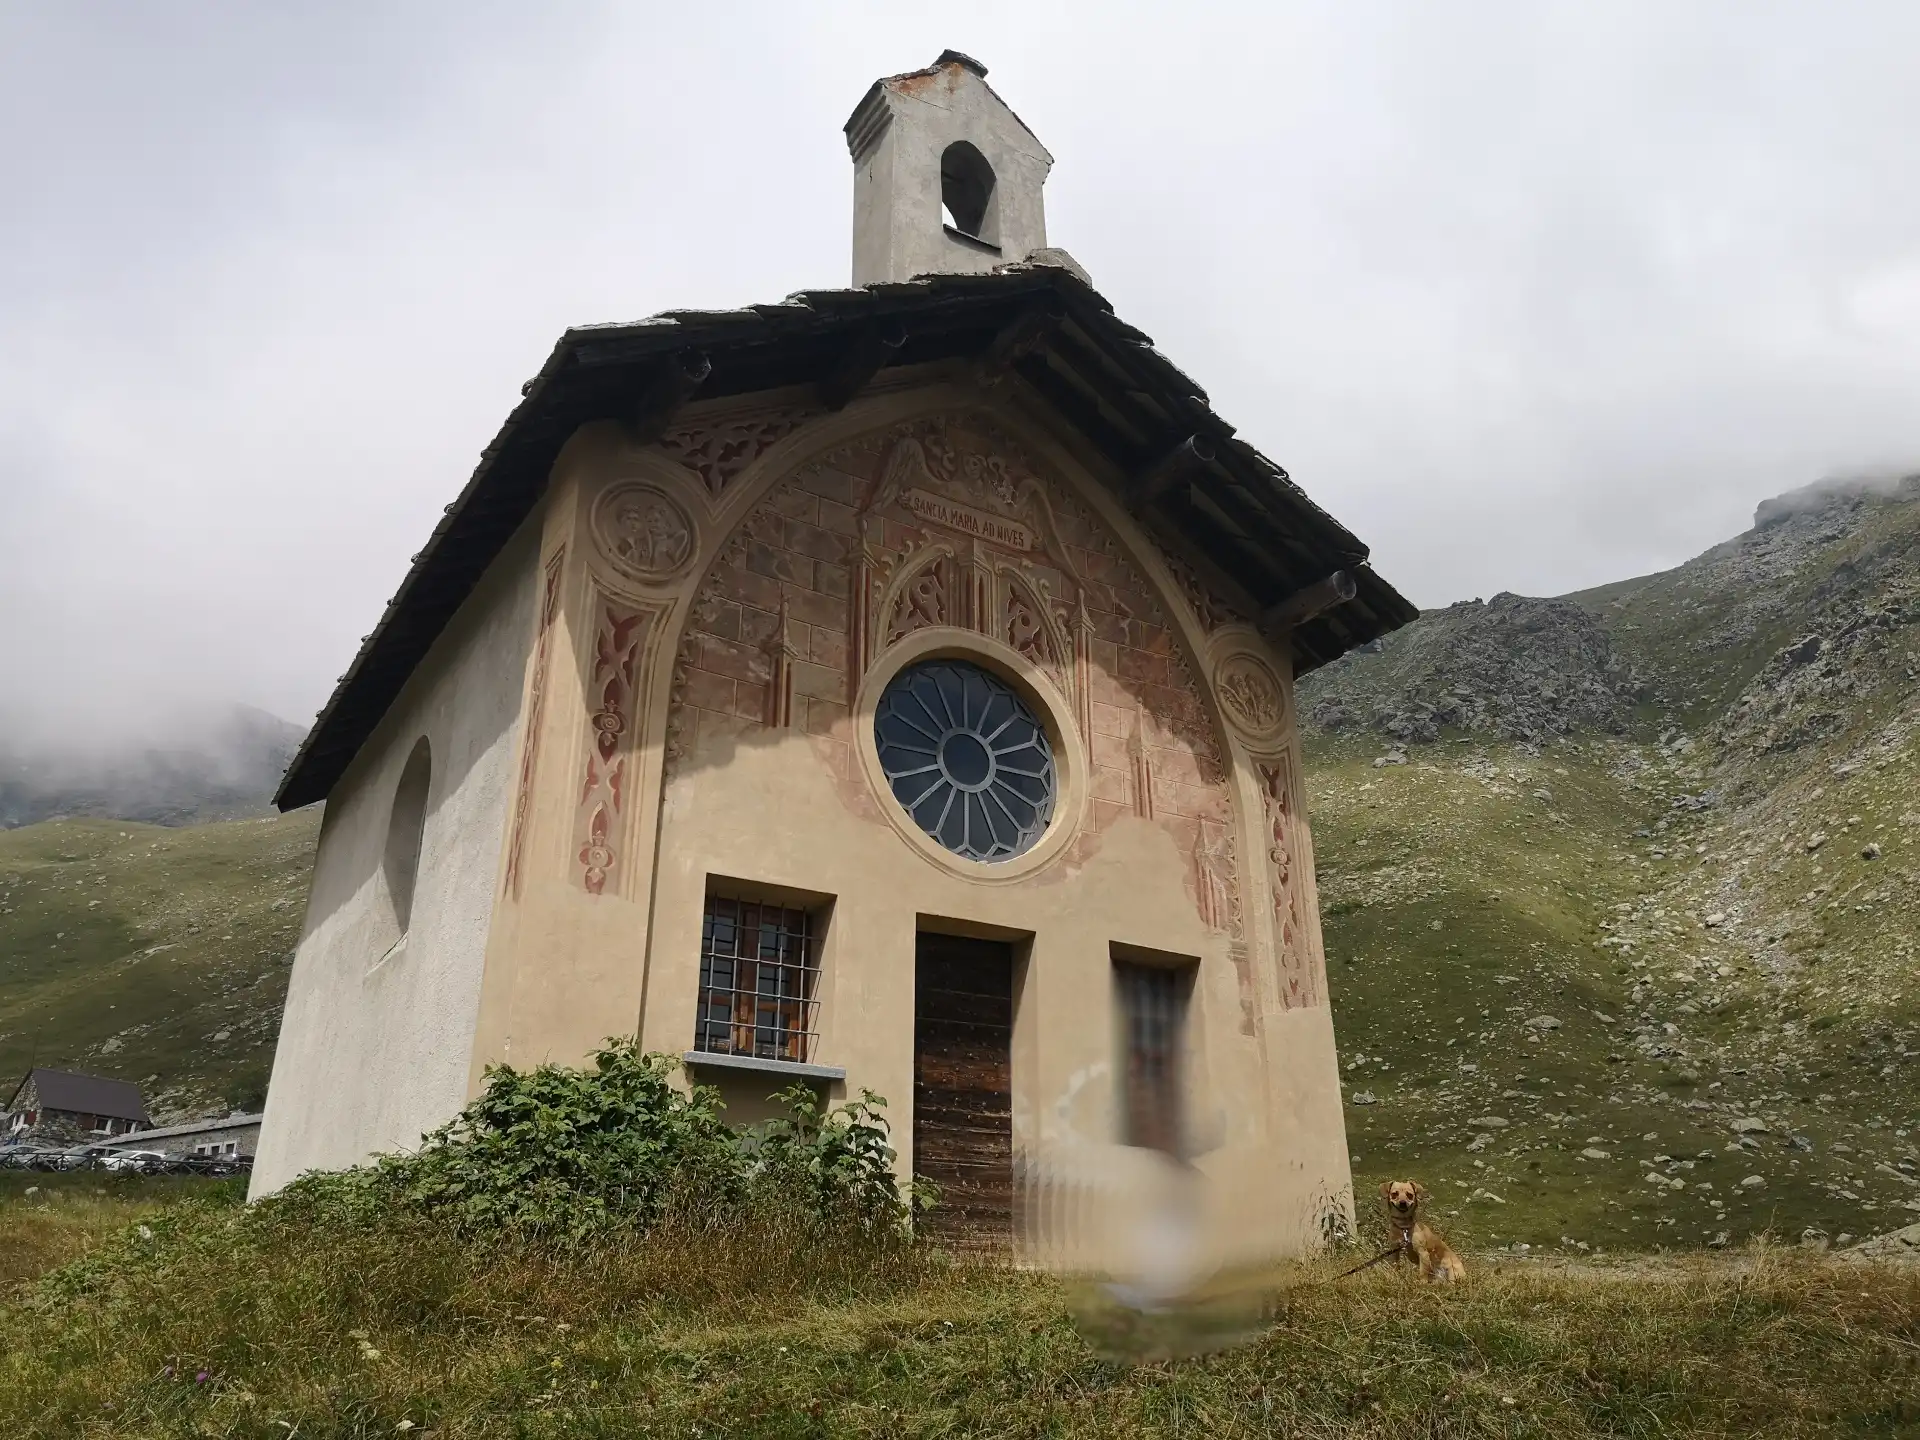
[4,2,1918,740]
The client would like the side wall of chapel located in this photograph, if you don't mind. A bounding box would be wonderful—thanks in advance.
[250,519,541,1197]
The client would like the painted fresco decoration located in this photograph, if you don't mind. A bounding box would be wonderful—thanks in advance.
[666,413,1250,940]
[659,406,815,497]
[851,428,1085,721]
[1153,541,1244,636]
[575,591,668,896]
[590,482,698,584]
[1254,752,1319,1011]
[1212,644,1290,750]
[883,547,957,643]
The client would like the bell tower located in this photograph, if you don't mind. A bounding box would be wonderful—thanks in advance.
[845,51,1054,287]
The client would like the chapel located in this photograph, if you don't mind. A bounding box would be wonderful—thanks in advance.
[253,53,1415,1257]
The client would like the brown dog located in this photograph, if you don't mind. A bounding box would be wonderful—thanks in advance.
[1380,1180,1467,1283]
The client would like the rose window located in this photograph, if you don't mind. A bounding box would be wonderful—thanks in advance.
[874,660,1057,861]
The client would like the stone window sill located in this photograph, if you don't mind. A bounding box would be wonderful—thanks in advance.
[681,1050,846,1082]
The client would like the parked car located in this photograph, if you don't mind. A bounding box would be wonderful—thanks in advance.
[100,1149,169,1174]
[53,1143,121,1171]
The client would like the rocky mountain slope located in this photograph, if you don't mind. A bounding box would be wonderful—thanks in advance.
[1306,475,1920,1253]
[0,705,301,830]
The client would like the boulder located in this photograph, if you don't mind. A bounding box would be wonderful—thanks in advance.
[1841,1224,1920,1268]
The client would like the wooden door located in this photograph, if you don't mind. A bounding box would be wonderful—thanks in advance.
[912,932,1014,1245]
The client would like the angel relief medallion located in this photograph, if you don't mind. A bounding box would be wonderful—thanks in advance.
[1214,649,1288,746]
[591,482,697,584]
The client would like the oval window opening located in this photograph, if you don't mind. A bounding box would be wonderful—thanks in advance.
[384,737,431,936]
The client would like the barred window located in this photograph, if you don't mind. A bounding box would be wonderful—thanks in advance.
[694,897,820,1064]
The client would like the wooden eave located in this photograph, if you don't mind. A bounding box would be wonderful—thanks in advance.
[275,265,1416,809]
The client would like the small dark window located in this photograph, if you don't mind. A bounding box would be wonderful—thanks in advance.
[1114,960,1193,1155]
[940,140,999,245]
[694,897,821,1063]
[385,737,432,936]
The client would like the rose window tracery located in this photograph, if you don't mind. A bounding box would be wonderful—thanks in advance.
[874,660,1056,861]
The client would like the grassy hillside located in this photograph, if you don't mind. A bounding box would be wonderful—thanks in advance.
[0,810,319,1119]
[1309,475,1920,1255]
[1571,475,1920,740]
[1313,734,1920,1255]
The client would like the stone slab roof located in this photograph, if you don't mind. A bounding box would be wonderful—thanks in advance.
[277,262,1416,809]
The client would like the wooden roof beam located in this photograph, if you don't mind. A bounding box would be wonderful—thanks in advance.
[1126,435,1216,513]
[976,298,1066,380]
[818,320,908,410]
[626,350,711,444]
[1025,331,1160,452]
[1261,570,1357,639]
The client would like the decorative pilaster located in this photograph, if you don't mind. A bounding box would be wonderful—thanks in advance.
[502,545,566,899]
[767,592,801,729]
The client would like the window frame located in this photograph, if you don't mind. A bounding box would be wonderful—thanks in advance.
[1112,953,1196,1156]
[691,895,824,1066]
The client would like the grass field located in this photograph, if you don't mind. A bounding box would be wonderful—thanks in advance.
[0,810,319,1117]
[1,1176,1916,1438]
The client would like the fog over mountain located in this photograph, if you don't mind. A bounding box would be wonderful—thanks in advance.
[0,703,301,829]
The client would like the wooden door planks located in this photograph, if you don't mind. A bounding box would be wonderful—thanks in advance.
[913,932,1014,1246]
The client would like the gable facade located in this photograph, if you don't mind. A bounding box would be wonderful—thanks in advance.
[254,372,1355,1259]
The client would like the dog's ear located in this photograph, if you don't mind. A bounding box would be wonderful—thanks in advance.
[1378,1181,1393,1199]
[1412,1181,1429,1203]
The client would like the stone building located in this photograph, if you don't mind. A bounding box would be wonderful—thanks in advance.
[4,1068,150,1145]
[98,1111,262,1163]
[253,53,1414,1255]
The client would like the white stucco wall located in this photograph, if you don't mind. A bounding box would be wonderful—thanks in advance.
[250,521,540,1197]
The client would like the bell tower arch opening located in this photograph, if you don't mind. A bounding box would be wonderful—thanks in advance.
[939,140,999,246]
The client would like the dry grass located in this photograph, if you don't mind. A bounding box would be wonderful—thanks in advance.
[0,1173,235,1291]
[2,1180,1917,1437]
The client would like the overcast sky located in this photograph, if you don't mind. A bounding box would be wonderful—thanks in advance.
[4,2,1919,739]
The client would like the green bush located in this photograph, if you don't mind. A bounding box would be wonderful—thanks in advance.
[742,1084,938,1233]
[269,1040,920,1242]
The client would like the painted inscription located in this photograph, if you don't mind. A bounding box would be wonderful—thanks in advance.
[899,488,1033,551]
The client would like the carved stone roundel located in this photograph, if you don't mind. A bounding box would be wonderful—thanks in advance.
[591,483,697,583]
[1215,650,1287,743]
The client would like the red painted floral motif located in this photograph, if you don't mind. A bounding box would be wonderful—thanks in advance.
[884,555,952,643]
[576,597,653,896]
[660,411,811,496]
[1256,756,1317,1010]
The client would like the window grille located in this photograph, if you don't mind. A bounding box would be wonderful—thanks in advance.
[1115,961,1191,1155]
[694,897,820,1064]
